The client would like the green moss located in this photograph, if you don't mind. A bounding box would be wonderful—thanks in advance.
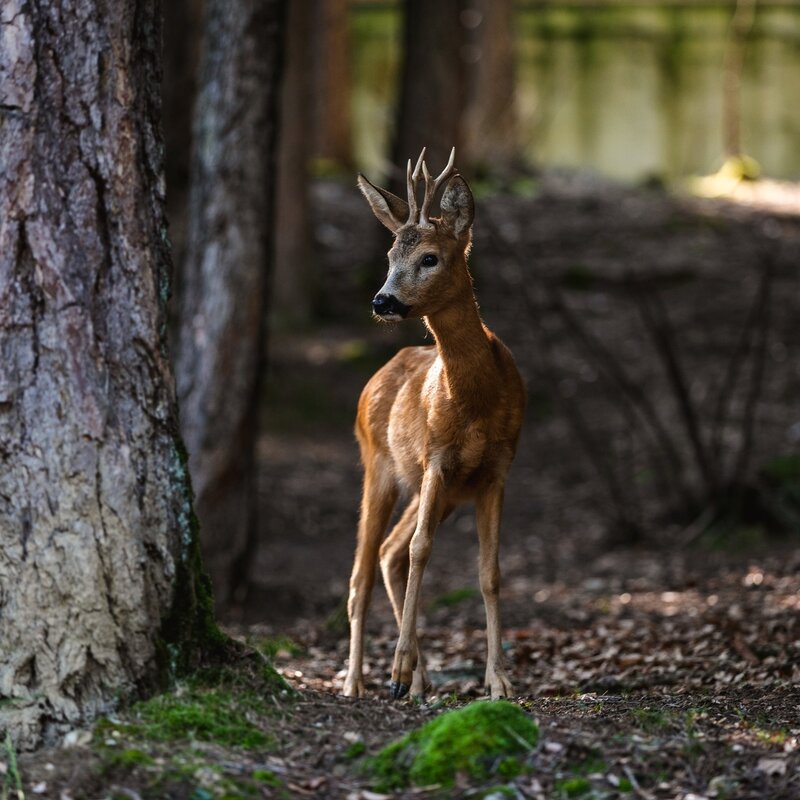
[136,692,270,747]
[96,659,289,753]
[251,769,282,787]
[249,635,303,661]
[104,748,155,769]
[99,690,271,749]
[157,434,229,689]
[343,740,366,760]
[366,701,538,790]
[554,776,592,797]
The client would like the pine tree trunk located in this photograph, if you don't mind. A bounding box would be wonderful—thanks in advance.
[163,0,204,281]
[311,0,353,170]
[392,0,467,190]
[175,0,285,605]
[0,0,216,749]
[273,0,313,323]
[463,0,520,173]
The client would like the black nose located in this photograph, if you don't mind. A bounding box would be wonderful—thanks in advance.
[372,293,392,315]
[371,293,411,318]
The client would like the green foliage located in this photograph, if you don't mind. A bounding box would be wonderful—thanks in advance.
[365,701,539,791]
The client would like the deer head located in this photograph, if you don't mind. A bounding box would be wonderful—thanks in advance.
[358,148,475,321]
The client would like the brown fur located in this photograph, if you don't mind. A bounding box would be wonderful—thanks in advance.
[343,162,525,699]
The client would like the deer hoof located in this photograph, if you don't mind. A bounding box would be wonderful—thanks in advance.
[390,680,410,700]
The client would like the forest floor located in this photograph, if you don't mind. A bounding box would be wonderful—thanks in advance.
[14,173,800,798]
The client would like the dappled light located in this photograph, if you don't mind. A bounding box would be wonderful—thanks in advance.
[3,1,799,798]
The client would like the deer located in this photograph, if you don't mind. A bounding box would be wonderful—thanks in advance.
[342,148,525,701]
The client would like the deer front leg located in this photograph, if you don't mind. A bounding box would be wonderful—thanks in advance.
[390,469,444,699]
[476,482,514,699]
[343,467,398,698]
[380,495,430,698]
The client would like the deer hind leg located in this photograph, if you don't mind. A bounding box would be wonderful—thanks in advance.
[476,482,514,698]
[343,462,398,698]
[379,495,429,698]
[390,469,446,699]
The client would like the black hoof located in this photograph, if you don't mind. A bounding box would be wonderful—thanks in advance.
[390,681,409,700]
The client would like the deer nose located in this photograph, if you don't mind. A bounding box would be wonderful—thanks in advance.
[372,294,392,315]
[372,293,411,318]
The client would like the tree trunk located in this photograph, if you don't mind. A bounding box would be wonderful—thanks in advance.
[163,0,204,286]
[311,0,353,170]
[392,0,467,191]
[463,0,520,174]
[273,0,314,323]
[176,0,285,605]
[0,0,216,749]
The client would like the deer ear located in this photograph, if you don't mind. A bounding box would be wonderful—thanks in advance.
[439,175,474,239]
[357,174,409,233]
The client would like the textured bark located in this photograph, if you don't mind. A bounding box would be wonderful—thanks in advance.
[463,0,520,172]
[0,0,214,749]
[176,0,284,605]
[311,0,353,169]
[392,0,467,191]
[273,0,313,322]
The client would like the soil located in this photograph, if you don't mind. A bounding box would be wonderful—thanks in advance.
[13,173,800,799]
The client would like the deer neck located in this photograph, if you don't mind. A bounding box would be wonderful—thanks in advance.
[424,290,495,409]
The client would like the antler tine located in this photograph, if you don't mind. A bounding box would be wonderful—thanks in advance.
[419,146,456,227]
[406,148,426,224]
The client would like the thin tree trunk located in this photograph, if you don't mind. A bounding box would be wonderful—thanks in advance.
[273,0,313,323]
[176,0,285,605]
[0,0,216,749]
[163,0,205,285]
[392,0,467,191]
[722,0,757,161]
[463,0,520,173]
[312,0,353,170]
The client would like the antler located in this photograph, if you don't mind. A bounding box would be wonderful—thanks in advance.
[405,147,457,227]
[406,148,426,225]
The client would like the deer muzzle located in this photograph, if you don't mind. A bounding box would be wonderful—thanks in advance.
[372,293,411,320]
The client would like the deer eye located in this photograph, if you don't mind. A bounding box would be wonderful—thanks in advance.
[421,254,438,267]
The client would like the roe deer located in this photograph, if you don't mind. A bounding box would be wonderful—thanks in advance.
[343,148,525,700]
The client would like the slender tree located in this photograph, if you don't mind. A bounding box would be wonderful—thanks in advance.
[0,0,216,748]
[273,0,314,323]
[163,0,204,272]
[311,0,353,170]
[392,0,467,188]
[463,0,520,173]
[176,0,285,604]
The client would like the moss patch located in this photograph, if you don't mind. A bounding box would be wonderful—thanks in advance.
[97,659,291,753]
[366,701,539,790]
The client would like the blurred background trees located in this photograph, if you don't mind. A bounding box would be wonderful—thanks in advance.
[6,0,797,748]
[163,0,800,610]
[173,0,284,605]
